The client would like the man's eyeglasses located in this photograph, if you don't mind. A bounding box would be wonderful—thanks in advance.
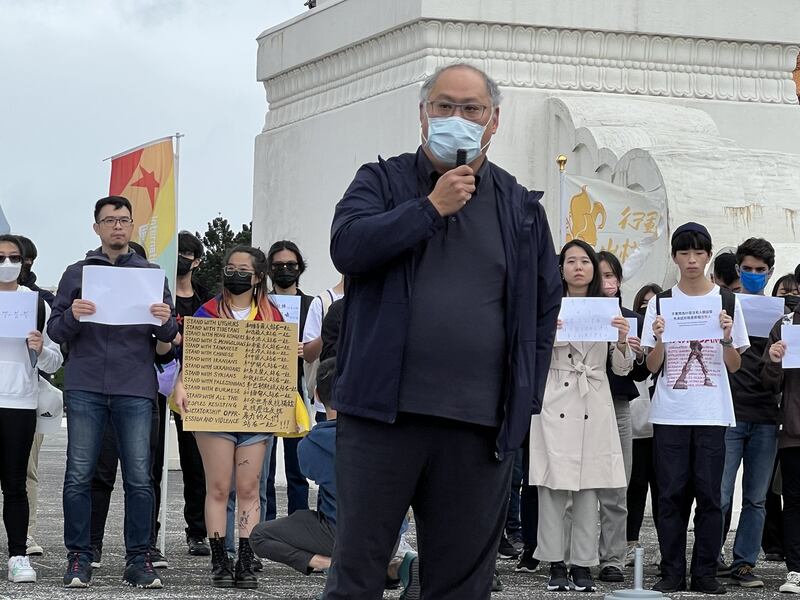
[223,267,254,278]
[427,100,489,122]
[271,262,299,272]
[97,217,133,227]
[0,255,22,264]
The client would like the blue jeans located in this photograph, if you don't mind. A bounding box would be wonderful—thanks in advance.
[720,421,779,568]
[63,391,154,561]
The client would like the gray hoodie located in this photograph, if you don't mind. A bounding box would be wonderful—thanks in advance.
[47,248,177,399]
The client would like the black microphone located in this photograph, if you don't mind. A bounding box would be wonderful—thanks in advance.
[456,149,467,167]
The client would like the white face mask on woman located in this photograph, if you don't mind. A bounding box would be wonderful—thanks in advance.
[0,261,21,283]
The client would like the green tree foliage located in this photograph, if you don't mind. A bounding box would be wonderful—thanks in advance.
[194,217,251,294]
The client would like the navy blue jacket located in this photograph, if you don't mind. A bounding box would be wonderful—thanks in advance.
[330,151,562,458]
[298,419,337,526]
[47,249,178,400]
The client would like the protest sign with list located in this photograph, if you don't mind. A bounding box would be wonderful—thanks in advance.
[182,317,298,433]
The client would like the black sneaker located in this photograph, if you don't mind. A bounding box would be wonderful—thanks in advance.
[690,576,727,594]
[149,546,168,569]
[569,565,597,592]
[507,531,524,553]
[515,548,540,573]
[599,565,624,582]
[90,546,102,569]
[123,554,163,589]
[717,559,732,577]
[187,535,211,556]
[653,576,686,592]
[547,561,570,592]
[765,552,785,562]
[63,552,92,588]
[498,535,521,559]
[730,565,763,588]
[492,569,503,592]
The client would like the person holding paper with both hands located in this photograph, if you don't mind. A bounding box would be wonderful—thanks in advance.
[529,239,632,593]
[641,222,748,595]
[47,196,177,590]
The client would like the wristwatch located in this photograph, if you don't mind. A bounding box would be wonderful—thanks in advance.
[720,338,733,347]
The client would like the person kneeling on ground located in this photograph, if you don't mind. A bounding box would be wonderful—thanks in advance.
[250,358,337,578]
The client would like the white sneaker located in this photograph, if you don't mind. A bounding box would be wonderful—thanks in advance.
[780,571,800,593]
[26,535,43,556]
[7,555,36,583]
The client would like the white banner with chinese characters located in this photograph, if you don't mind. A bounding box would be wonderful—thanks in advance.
[561,174,666,279]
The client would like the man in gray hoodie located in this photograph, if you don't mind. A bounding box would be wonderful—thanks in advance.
[48,196,177,590]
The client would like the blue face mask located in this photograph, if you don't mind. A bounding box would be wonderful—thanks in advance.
[423,113,491,166]
[739,270,769,293]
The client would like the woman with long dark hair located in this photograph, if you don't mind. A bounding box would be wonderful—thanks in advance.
[0,234,63,584]
[529,239,632,592]
[174,245,282,589]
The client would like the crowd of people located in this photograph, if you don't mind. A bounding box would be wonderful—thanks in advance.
[2,62,800,599]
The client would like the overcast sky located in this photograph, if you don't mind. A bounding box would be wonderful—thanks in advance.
[0,0,305,286]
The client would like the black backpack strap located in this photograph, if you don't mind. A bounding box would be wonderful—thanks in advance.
[654,289,673,316]
[653,289,673,381]
[719,287,736,324]
[36,295,46,333]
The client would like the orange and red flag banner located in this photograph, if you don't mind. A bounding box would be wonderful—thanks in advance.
[109,137,177,289]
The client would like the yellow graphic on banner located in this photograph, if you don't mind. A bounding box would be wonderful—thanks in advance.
[566,185,607,246]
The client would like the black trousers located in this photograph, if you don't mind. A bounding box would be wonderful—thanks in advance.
[173,410,207,538]
[763,454,784,557]
[627,437,659,542]
[653,424,725,579]
[323,413,513,600]
[90,395,166,550]
[251,509,335,574]
[519,443,539,550]
[0,407,36,557]
[781,447,800,572]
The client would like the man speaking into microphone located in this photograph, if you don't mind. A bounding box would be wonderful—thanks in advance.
[324,63,562,599]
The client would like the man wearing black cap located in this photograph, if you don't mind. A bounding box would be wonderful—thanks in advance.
[641,222,749,594]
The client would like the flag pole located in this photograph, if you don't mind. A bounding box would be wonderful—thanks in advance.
[159,131,183,556]
[557,154,568,245]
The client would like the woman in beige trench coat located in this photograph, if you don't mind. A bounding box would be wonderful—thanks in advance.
[530,239,632,593]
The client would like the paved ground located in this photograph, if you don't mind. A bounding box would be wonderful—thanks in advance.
[0,426,793,599]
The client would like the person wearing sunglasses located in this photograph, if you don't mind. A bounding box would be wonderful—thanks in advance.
[173,245,283,589]
[0,234,62,585]
[47,196,177,590]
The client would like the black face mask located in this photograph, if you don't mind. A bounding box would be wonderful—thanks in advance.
[785,295,800,312]
[271,270,299,289]
[223,274,254,296]
[177,256,193,276]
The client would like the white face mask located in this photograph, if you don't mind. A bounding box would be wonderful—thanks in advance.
[0,261,21,283]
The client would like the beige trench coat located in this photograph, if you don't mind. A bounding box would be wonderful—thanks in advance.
[529,339,632,491]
